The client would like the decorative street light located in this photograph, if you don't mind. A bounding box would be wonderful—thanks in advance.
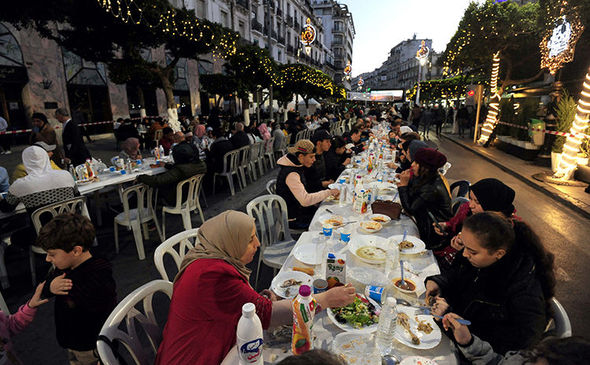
[300,18,316,56]
[344,61,352,81]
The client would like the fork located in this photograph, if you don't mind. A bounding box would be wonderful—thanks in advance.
[418,307,471,325]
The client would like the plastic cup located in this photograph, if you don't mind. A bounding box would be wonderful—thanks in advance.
[340,225,352,243]
[322,223,333,238]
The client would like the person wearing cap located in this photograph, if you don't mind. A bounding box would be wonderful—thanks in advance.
[398,147,452,249]
[30,112,65,167]
[276,140,339,229]
[11,142,62,183]
[137,142,206,206]
[304,129,334,193]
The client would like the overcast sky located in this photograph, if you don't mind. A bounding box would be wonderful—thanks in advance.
[338,0,477,77]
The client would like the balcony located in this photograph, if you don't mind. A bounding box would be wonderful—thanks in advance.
[236,0,249,9]
[294,20,300,30]
[272,30,278,39]
[278,36,285,45]
[332,40,343,46]
[277,8,283,17]
[287,15,293,27]
[252,20,263,33]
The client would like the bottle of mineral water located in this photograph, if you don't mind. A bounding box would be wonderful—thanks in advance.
[376,297,397,355]
[236,303,263,364]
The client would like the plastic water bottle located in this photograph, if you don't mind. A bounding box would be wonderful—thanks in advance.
[375,297,397,355]
[236,303,264,364]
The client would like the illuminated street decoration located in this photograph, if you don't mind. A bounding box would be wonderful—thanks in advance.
[300,18,317,56]
[357,76,364,91]
[554,67,590,179]
[416,40,429,61]
[344,62,352,81]
[540,12,584,75]
[477,51,501,145]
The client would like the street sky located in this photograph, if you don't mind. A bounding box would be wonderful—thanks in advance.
[338,0,477,77]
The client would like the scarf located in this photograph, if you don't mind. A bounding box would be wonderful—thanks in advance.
[175,210,256,283]
[195,124,206,138]
[258,123,271,140]
[9,146,75,197]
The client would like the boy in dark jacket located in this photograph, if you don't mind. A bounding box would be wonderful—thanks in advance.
[40,213,116,365]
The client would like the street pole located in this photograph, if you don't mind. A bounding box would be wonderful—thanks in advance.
[266,0,274,121]
[416,62,422,106]
[473,85,484,143]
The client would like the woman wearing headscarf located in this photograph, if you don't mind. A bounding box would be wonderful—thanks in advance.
[0,146,78,247]
[155,210,355,365]
[258,122,271,140]
[433,178,519,268]
[398,148,452,249]
[118,137,142,161]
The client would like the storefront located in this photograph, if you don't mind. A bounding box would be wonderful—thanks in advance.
[0,23,28,132]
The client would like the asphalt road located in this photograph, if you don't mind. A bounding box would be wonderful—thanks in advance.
[436,136,590,336]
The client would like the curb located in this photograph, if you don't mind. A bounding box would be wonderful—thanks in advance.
[441,133,590,220]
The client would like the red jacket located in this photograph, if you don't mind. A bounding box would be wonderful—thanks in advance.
[156,259,272,365]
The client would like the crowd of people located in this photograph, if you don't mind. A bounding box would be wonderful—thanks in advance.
[0,102,587,364]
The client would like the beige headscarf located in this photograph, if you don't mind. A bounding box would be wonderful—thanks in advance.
[175,210,256,283]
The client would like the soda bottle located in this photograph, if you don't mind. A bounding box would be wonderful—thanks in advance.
[291,285,316,355]
[236,303,263,365]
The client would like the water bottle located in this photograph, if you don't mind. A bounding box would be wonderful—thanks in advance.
[376,297,397,355]
[236,303,264,364]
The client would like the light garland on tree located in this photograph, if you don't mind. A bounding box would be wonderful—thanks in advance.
[554,67,590,179]
[478,51,501,145]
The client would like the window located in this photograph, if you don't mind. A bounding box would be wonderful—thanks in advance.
[220,10,229,27]
[334,21,343,31]
[196,0,206,18]
[239,21,246,36]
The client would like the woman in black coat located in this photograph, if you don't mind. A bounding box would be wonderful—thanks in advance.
[397,147,452,249]
[426,212,556,355]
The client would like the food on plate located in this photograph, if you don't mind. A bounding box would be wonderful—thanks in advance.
[397,312,420,345]
[280,279,303,297]
[324,216,344,227]
[332,295,378,329]
[416,318,434,334]
[360,221,382,231]
[399,240,415,250]
[371,215,388,223]
[356,246,387,261]
[394,279,416,292]
[293,267,315,276]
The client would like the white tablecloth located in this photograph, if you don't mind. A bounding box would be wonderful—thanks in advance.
[260,193,458,364]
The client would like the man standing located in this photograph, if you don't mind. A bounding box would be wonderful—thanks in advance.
[0,115,10,154]
[55,108,91,166]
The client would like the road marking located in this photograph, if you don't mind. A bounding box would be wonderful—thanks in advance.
[555,267,572,282]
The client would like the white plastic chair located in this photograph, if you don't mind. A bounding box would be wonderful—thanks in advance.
[213,149,241,196]
[96,280,173,365]
[162,174,205,240]
[547,297,572,338]
[114,184,161,261]
[236,145,250,187]
[31,196,90,286]
[256,141,266,176]
[247,142,261,182]
[263,137,276,170]
[246,194,296,289]
[266,179,276,195]
[154,228,199,281]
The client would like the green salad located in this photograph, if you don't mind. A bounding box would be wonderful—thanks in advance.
[332,296,379,329]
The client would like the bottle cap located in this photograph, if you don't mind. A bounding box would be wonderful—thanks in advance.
[328,253,336,259]
[242,302,255,318]
[299,285,312,297]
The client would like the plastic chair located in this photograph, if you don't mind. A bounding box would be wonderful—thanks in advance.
[96,280,173,365]
[236,145,250,188]
[0,290,9,314]
[31,196,90,286]
[213,149,241,196]
[247,143,261,182]
[154,228,199,281]
[162,174,205,240]
[256,141,266,176]
[114,184,161,261]
[451,197,469,216]
[153,129,163,146]
[450,179,470,198]
[266,179,276,195]
[547,297,572,338]
[246,194,296,289]
[263,137,276,170]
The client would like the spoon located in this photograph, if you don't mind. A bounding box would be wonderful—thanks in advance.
[418,306,472,325]
[392,192,398,201]
[400,260,405,286]
[402,229,407,242]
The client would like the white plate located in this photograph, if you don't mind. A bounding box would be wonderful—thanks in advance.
[332,333,381,365]
[270,271,313,299]
[391,235,426,255]
[292,243,323,265]
[394,308,441,349]
[368,214,391,225]
[348,236,390,264]
[327,295,381,334]
[359,221,383,234]
[400,357,439,365]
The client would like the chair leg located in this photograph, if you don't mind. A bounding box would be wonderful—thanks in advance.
[29,246,37,287]
[227,176,235,196]
[236,172,244,191]
[199,188,208,208]
[181,211,192,231]
[162,211,167,241]
[0,243,8,289]
[142,223,150,240]
[113,220,120,254]
[212,175,216,195]
[196,205,205,224]
[131,221,146,260]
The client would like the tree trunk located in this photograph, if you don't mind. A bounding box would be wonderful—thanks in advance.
[137,86,147,118]
[256,89,261,125]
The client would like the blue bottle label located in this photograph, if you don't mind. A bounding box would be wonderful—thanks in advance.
[239,338,263,363]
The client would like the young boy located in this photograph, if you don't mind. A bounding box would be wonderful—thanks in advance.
[39,213,116,365]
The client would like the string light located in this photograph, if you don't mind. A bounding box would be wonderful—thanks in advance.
[478,51,501,145]
[554,68,590,179]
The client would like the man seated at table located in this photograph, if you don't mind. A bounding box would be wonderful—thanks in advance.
[230,122,250,149]
[206,128,234,174]
[304,129,334,193]
[118,137,142,161]
[11,141,62,183]
[159,127,175,155]
[342,127,364,154]
[137,142,206,206]
[276,140,339,229]
[324,136,351,181]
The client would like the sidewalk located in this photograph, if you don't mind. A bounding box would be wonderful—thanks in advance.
[441,133,590,219]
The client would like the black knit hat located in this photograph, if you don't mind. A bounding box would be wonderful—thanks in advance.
[470,178,516,216]
[172,142,195,164]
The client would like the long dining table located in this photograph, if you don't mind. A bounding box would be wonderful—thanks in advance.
[260,183,459,364]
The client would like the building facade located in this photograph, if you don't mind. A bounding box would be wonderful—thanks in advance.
[311,0,355,90]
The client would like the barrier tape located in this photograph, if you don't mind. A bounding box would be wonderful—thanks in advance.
[0,116,163,135]
[495,120,590,139]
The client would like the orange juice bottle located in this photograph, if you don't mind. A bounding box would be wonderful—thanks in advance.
[291,285,316,355]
